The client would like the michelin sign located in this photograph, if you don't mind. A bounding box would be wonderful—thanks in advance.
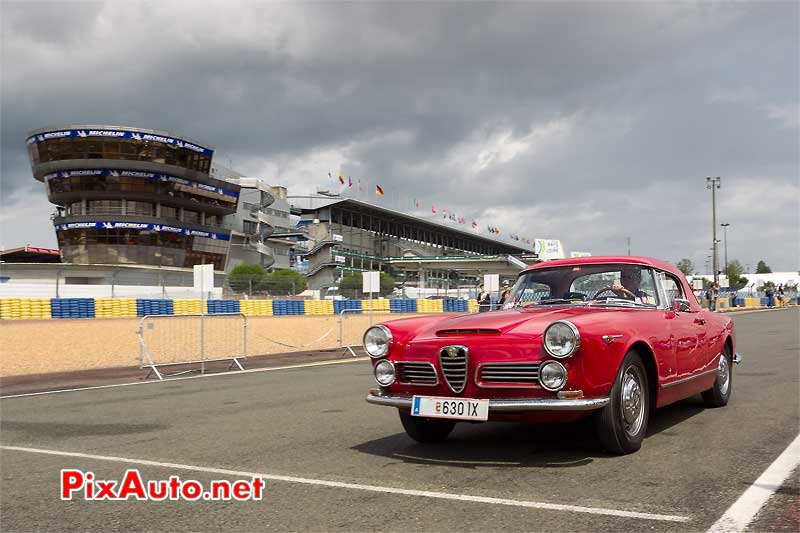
[54,221,230,241]
[27,128,213,157]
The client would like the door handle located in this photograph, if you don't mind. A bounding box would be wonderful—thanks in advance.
[694,317,706,325]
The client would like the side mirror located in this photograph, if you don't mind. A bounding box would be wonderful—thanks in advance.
[672,298,691,313]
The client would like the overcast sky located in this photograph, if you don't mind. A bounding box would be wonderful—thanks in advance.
[1,1,798,272]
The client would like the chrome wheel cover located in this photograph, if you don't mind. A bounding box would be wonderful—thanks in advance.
[620,366,646,437]
[718,353,730,396]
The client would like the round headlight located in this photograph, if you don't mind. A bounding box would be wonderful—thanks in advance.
[363,325,392,358]
[543,320,580,358]
[374,359,396,386]
[539,361,567,391]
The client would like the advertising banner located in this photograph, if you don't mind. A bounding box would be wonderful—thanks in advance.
[53,221,231,241]
[43,169,238,198]
[27,128,214,157]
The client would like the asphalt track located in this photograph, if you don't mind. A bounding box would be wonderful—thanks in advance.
[1,309,797,532]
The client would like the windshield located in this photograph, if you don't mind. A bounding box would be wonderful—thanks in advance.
[504,264,660,309]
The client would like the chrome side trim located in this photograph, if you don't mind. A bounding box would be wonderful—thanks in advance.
[395,361,439,387]
[365,390,610,412]
[660,367,718,389]
[474,361,542,389]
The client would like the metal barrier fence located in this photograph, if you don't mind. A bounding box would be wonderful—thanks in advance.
[137,313,247,380]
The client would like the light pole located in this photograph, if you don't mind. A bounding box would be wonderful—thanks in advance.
[706,177,721,283]
[721,223,730,276]
[626,236,631,256]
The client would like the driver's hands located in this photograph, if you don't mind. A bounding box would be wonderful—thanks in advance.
[611,284,624,291]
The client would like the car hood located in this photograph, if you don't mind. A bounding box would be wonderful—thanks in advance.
[407,306,637,340]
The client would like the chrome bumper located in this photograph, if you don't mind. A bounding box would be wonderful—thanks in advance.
[366,389,610,412]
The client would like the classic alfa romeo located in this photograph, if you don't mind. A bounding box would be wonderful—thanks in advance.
[364,256,741,454]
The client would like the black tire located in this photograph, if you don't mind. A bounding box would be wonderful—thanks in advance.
[595,350,650,455]
[399,411,456,443]
[702,345,732,407]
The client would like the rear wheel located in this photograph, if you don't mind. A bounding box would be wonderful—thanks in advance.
[399,411,456,442]
[595,350,650,454]
[702,345,732,407]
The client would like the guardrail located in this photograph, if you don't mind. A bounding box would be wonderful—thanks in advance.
[136,313,247,380]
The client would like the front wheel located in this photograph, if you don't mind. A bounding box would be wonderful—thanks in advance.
[399,411,456,443]
[702,346,732,407]
[595,351,650,454]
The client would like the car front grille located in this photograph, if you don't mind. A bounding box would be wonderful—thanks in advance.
[396,362,438,386]
[439,345,468,393]
[478,363,541,387]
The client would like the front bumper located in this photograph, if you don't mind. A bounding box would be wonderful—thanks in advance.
[366,389,610,412]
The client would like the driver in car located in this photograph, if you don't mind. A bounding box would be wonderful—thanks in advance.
[606,267,653,304]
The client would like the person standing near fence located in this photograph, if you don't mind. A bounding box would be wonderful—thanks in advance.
[498,281,511,308]
[478,284,491,313]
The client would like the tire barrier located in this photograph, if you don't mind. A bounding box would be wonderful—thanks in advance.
[305,299,334,315]
[239,299,273,316]
[51,298,95,319]
[416,298,444,313]
[271,299,305,316]
[390,299,417,313]
[207,299,240,314]
[334,300,362,315]
[361,299,391,314]
[136,299,173,317]
[0,298,52,320]
[173,299,205,315]
[444,299,469,313]
[94,298,137,318]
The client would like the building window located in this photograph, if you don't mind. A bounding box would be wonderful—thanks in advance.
[160,205,178,220]
[183,209,200,223]
[87,199,123,215]
[126,201,154,216]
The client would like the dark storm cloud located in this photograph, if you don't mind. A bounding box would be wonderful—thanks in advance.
[1,1,797,270]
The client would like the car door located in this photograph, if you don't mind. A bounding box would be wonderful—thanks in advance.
[660,272,708,379]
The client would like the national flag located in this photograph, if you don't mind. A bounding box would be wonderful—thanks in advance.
[431,205,436,214]
[375,185,384,195]
[358,179,362,192]
[338,174,345,185]
[415,199,420,208]
[472,220,477,229]
[348,176,353,187]
[328,172,333,182]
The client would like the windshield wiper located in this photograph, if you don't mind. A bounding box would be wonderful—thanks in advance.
[583,298,655,308]
[518,298,575,307]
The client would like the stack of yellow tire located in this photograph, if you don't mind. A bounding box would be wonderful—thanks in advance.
[305,300,334,315]
[0,298,51,320]
[173,299,204,315]
[361,299,391,314]
[416,299,444,313]
[94,298,137,318]
[744,297,761,308]
[468,299,479,313]
[239,299,273,316]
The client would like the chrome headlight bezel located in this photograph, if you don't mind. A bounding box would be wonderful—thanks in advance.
[543,320,580,359]
[363,325,393,358]
[538,360,568,391]
[373,359,396,386]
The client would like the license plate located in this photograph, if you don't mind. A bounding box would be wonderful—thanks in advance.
[411,396,489,421]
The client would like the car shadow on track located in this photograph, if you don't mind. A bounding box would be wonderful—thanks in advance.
[352,396,708,469]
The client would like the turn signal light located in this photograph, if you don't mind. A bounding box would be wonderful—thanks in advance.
[557,390,584,399]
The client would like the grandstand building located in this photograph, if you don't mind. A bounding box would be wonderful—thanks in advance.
[26,125,294,273]
[290,195,564,290]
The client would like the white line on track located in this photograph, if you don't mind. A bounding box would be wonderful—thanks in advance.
[0,444,690,523]
[0,357,368,400]
[707,432,800,532]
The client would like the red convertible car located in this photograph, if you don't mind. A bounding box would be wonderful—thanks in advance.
[364,256,741,454]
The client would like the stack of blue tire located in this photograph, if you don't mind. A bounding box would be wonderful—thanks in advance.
[136,299,174,316]
[272,300,306,316]
[444,299,469,313]
[207,300,240,314]
[390,299,417,313]
[334,300,362,315]
[50,298,95,319]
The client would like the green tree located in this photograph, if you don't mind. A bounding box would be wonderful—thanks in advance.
[228,263,267,294]
[337,272,395,298]
[725,260,748,290]
[263,269,307,296]
[675,259,695,276]
[756,260,772,274]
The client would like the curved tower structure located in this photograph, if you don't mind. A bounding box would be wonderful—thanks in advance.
[27,125,240,270]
